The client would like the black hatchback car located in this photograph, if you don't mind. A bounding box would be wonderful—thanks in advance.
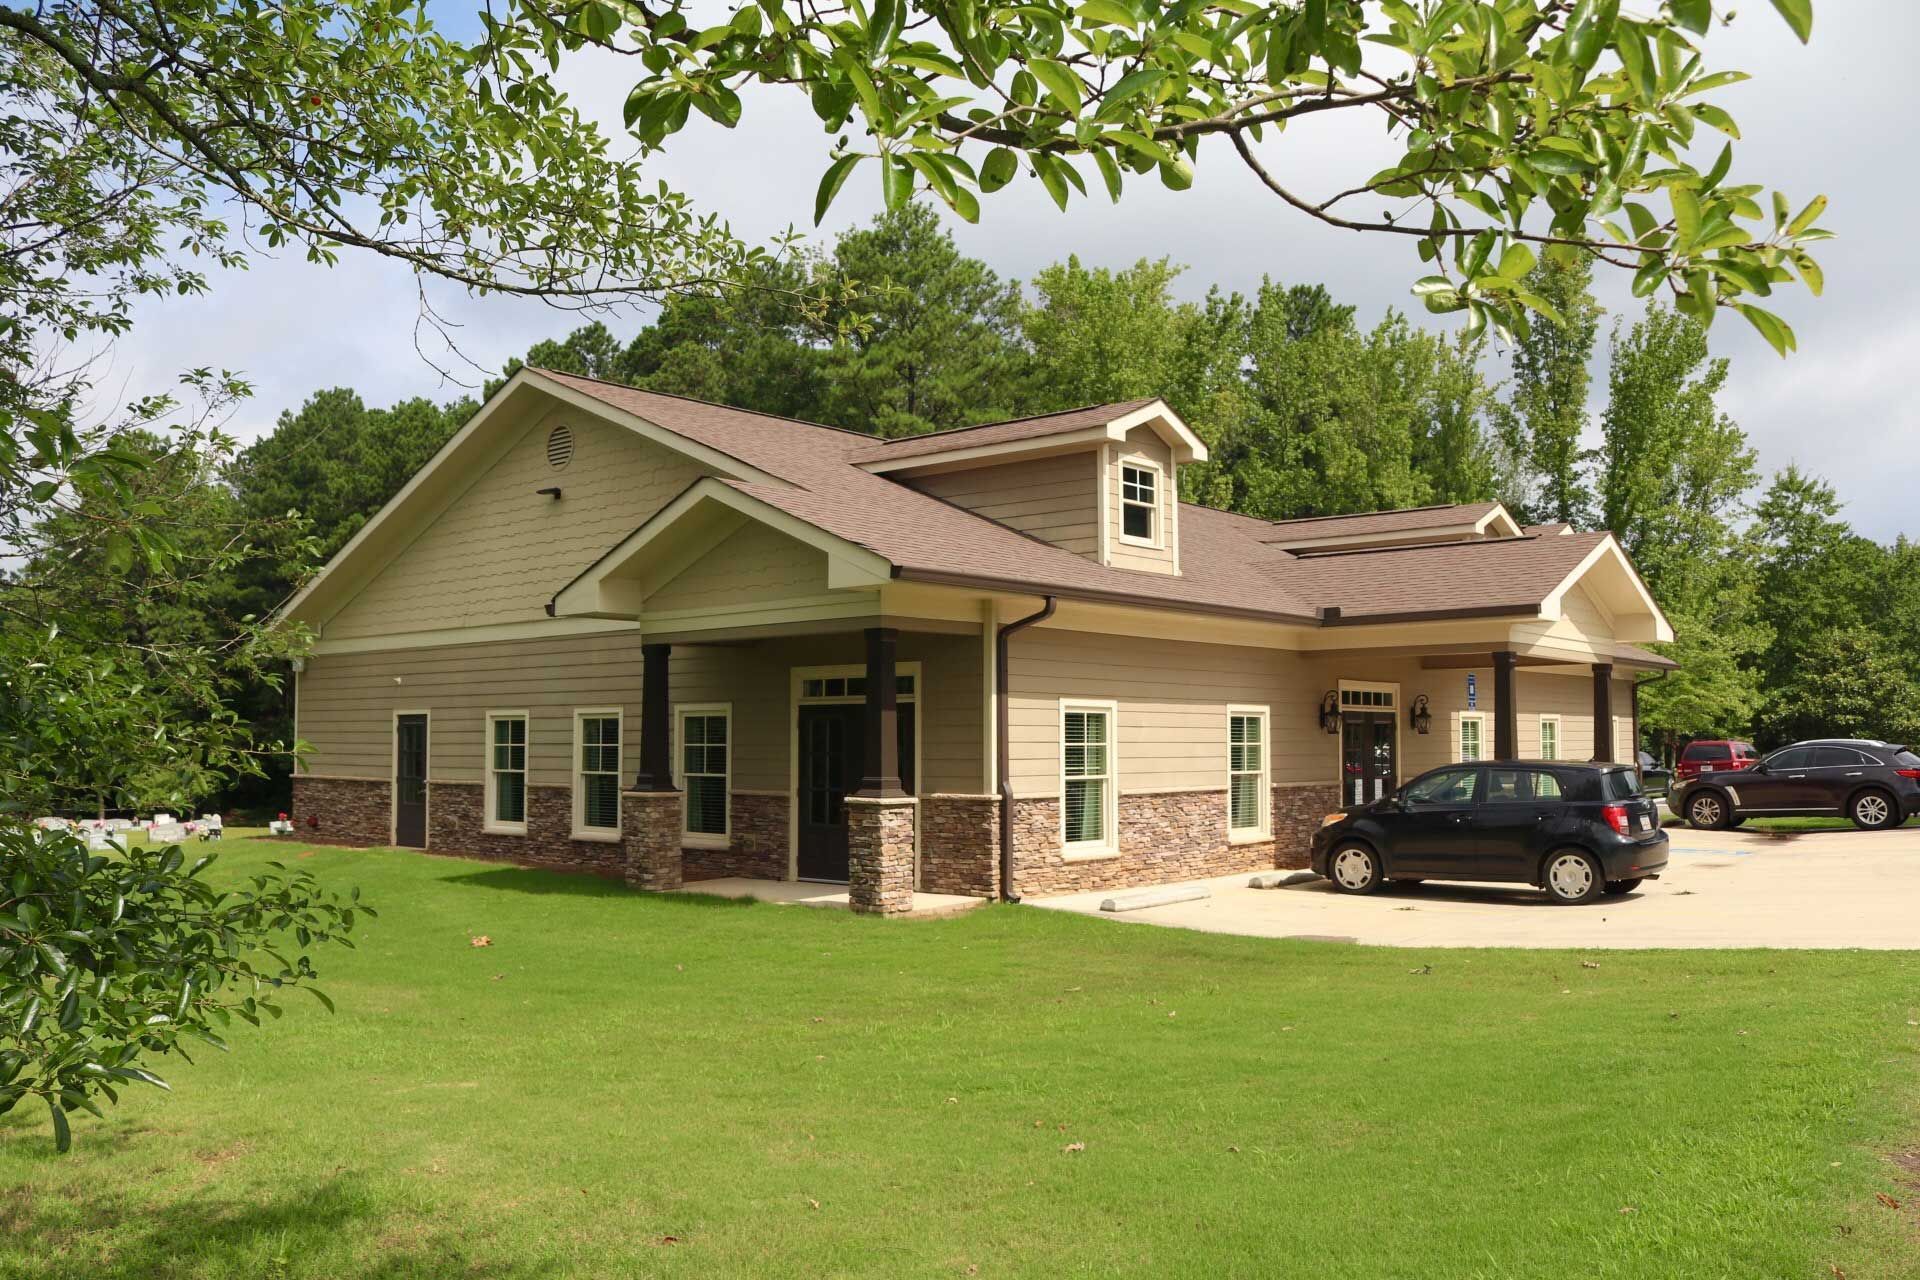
[1673,739,1920,830]
[1310,761,1669,905]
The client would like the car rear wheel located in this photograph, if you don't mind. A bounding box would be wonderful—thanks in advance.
[1543,849,1604,905]
[1687,791,1731,830]
[1603,877,1644,896]
[1850,789,1897,831]
[1328,843,1384,895]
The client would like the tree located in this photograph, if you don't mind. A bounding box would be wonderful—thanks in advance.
[1760,626,1920,749]
[0,831,367,1151]
[1495,252,1602,526]
[590,0,1830,349]
[1635,552,1770,760]
[1749,468,1884,700]
[1595,304,1757,590]
[814,204,1027,436]
[1019,257,1238,412]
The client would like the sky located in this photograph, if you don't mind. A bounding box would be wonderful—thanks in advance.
[106,3,1918,540]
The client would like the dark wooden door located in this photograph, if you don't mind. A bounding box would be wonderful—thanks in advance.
[1341,711,1397,807]
[394,714,428,848]
[796,702,917,883]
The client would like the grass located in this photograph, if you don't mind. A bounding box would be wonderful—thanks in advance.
[4,837,1917,1279]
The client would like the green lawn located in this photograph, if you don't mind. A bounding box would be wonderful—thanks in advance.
[5,838,1917,1279]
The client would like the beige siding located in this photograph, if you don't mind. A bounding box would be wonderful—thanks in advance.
[906,451,1100,558]
[324,409,707,639]
[647,521,829,614]
[1106,427,1177,575]
[296,627,984,798]
[1004,630,1634,809]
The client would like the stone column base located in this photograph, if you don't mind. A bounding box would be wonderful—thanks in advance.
[622,790,684,892]
[846,795,917,916]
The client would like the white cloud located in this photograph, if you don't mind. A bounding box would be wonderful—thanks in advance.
[117,4,1919,539]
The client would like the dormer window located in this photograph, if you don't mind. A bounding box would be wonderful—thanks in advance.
[1121,462,1160,544]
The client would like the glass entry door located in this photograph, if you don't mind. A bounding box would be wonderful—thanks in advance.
[1341,711,1398,807]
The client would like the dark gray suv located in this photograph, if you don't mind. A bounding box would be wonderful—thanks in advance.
[1674,739,1920,830]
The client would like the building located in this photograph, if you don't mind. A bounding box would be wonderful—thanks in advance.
[281,368,1675,913]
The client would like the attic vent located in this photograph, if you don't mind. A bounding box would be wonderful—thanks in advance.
[545,424,575,471]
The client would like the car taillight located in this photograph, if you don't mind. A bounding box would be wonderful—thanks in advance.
[1601,804,1631,835]
[1896,769,1920,780]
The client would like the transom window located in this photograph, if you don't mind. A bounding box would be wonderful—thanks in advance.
[1120,463,1159,543]
[677,706,730,843]
[1062,704,1115,850]
[486,712,528,831]
[575,711,621,835]
[1340,688,1395,709]
[1228,708,1269,836]
[799,673,915,700]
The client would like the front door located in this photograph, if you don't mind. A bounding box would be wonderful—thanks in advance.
[795,702,918,883]
[394,714,427,848]
[1341,711,1398,807]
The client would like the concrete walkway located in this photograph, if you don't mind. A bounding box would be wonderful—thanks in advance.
[675,876,983,919]
[1028,825,1920,949]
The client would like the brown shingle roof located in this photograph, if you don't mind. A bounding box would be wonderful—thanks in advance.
[847,399,1158,464]
[538,371,1616,627]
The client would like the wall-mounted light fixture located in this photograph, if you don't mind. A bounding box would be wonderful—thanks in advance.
[1409,694,1433,735]
[1318,691,1340,735]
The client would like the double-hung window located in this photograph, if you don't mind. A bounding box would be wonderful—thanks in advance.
[1457,712,1486,763]
[486,712,528,832]
[1538,715,1561,761]
[1228,707,1270,839]
[1120,463,1159,543]
[1061,702,1116,853]
[574,710,621,838]
[677,705,730,846]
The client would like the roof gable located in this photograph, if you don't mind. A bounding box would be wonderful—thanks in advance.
[853,398,1207,473]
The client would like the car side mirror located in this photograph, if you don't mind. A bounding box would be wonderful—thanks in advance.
[1748,761,1766,774]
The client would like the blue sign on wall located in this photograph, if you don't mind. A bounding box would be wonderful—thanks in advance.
[1466,673,1477,709]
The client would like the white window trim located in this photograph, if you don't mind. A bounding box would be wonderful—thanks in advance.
[1456,711,1488,764]
[1537,713,1561,762]
[674,702,731,850]
[1060,698,1119,859]
[1227,704,1271,843]
[483,710,530,836]
[571,707,623,842]
[1117,455,1165,549]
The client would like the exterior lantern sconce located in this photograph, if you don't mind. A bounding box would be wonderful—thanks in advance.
[1318,691,1340,735]
[1409,695,1433,735]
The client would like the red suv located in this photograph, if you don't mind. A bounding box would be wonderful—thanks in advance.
[1676,740,1759,782]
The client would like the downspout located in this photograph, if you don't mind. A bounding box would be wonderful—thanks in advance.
[996,595,1056,903]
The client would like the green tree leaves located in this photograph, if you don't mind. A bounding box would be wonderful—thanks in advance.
[539,0,1827,350]
[0,829,369,1150]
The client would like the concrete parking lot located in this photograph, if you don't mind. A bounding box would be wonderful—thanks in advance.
[1028,823,1920,948]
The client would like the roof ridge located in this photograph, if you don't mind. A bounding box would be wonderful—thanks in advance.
[530,367,880,441]
[1291,533,1555,560]
[856,396,1160,450]
[1265,501,1494,529]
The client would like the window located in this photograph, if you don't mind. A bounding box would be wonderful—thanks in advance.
[1120,462,1159,543]
[1457,712,1487,762]
[1485,768,1530,803]
[486,713,528,832]
[1405,768,1480,807]
[1532,771,1565,800]
[1812,746,1870,767]
[574,710,621,837]
[1765,746,1815,770]
[1683,742,1731,762]
[1062,703,1115,851]
[1602,769,1645,800]
[1538,715,1560,761]
[1228,708,1269,837]
[676,706,730,844]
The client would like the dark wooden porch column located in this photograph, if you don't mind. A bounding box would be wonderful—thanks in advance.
[634,642,676,792]
[1592,662,1615,762]
[1493,650,1518,761]
[856,626,905,797]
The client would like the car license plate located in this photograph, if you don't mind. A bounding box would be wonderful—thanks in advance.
[1630,814,1648,834]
